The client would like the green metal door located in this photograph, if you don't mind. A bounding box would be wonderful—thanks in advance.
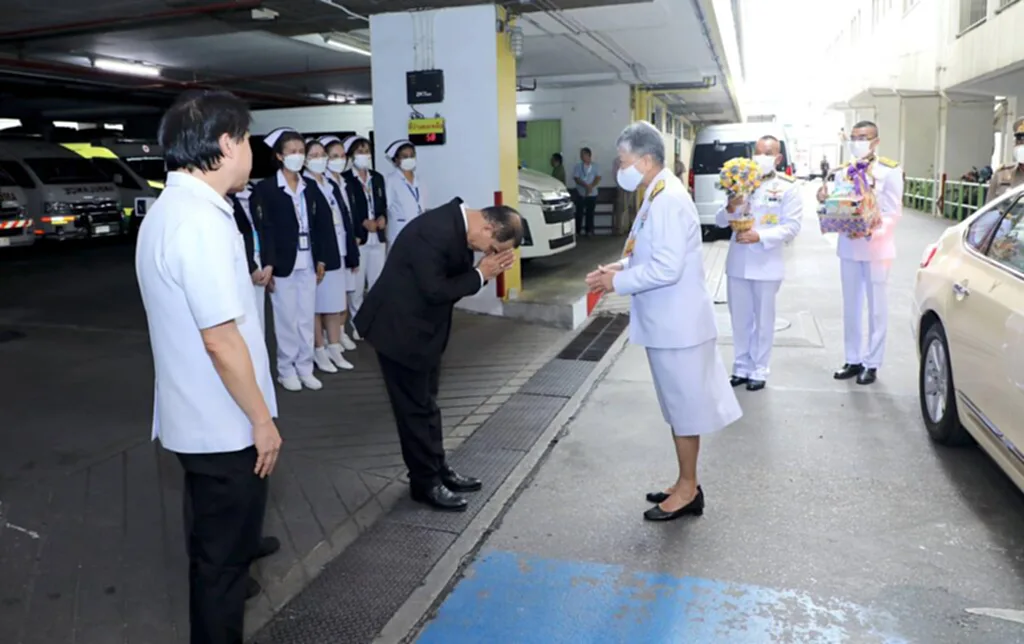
[518,119,562,175]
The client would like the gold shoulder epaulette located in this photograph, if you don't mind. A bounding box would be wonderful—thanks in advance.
[649,179,666,200]
[777,173,796,183]
[878,157,899,168]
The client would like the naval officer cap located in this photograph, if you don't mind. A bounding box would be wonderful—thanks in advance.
[385,139,414,159]
[263,127,299,149]
[1014,117,1024,139]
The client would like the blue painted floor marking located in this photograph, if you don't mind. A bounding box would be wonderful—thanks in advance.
[417,550,911,644]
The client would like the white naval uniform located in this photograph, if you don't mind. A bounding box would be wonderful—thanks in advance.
[306,172,348,314]
[715,173,802,381]
[269,171,317,380]
[832,157,903,369]
[385,169,425,248]
[613,168,742,437]
[348,171,386,319]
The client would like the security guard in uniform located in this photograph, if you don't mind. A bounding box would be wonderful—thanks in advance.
[715,135,802,391]
[988,117,1024,201]
[816,120,904,386]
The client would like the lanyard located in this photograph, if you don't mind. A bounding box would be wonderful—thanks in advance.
[359,173,374,213]
[403,179,422,214]
[291,189,308,234]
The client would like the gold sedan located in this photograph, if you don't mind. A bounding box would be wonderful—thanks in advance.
[913,187,1024,492]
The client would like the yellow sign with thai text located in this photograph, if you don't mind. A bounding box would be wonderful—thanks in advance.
[408,118,445,135]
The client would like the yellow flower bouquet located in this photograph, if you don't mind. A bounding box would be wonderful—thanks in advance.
[718,157,761,232]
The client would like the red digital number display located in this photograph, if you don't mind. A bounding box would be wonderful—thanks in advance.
[425,133,437,143]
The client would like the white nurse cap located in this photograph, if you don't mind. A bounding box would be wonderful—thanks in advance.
[385,139,414,159]
[319,135,343,148]
[343,135,367,154]
[263,127,299,149]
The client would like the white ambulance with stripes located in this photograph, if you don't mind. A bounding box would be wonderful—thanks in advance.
[0,165,32,249]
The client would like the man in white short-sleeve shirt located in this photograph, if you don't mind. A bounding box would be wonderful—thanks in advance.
[135,89,282,644]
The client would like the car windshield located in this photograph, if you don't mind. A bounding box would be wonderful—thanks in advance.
[692,142,752,175]
[23,157,108,184]
[0,167,15,187]
[125,157,166,182]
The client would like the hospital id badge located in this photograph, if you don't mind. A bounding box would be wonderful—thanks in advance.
[332,207,342,226]
[298,233,311,251]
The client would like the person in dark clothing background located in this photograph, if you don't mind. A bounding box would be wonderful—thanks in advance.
[354,198,523,511]
[551,152,567,184]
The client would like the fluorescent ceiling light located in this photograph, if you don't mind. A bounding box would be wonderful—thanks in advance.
[94,59,161,77]
[324,38,370,57]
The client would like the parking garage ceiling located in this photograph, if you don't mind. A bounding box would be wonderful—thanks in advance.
[0,0,736,124]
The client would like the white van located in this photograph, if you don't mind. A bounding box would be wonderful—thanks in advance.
[517,167,576,259]
[0,139,122,241]
[690,123,793,237]
[0,168,33,249]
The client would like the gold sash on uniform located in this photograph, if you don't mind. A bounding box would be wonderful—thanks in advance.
[622,179,665,259]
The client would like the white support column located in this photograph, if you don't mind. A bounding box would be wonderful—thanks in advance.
[941,97,997,179]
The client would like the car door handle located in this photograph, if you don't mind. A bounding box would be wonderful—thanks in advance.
[952,282,970,299]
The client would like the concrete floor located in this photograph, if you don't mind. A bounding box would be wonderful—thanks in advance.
[415,189,1024,643]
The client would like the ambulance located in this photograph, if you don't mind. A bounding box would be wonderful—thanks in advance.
[0,166,33,249]
[62,139,161,233]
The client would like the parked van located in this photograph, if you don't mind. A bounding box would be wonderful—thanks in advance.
[62,142,159,232]
[0,167,34,249]
[517,167,576,259]
[0,139,122,241]
[689,123,793,238]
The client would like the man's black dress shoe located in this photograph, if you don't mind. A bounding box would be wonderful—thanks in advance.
[833,363,864,380]
[246,576,261,600]
[746,379,766,391]
[411,483,469,512]
[255,536,280,560]
[856,368,878,385]
[644,487,705,522]
[729,375,749,387]
[442,467,482,493]
[645,485,702,505]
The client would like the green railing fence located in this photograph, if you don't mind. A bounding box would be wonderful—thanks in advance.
[903,176,989,222]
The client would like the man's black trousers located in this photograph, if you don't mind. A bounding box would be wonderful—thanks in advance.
[575,195,597,235]
[377,351,446,491]
[178,446,267,644]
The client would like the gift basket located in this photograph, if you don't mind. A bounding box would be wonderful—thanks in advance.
[818,160,881,237]
[718,158,762,232]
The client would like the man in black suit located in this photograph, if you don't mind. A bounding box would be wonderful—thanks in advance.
[354,198,523,511]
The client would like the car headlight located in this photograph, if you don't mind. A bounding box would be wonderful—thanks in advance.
[43,201,73,215]
[519,186,543,205]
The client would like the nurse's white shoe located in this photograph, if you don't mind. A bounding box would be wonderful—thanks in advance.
[327,344,355,370]
[278,376,302,392]
[340,333,357,351]
[314,348,338,374]
[299,374,323,391]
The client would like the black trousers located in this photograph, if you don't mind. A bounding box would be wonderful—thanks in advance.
[377,351,447,490]
[575,195,597,234]
[178,446,268,644]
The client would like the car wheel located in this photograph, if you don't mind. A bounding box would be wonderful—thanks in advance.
[919,322,972,446]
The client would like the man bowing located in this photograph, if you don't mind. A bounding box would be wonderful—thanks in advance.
[354,198,523,511]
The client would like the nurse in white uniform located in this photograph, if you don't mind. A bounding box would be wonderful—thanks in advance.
[304,139,356,374]
[383,139,426,248]
[586,121,742,523]
[322,136,359,351]
[250,128,329,392]
[817,120,903,386]
[715,135,802,391]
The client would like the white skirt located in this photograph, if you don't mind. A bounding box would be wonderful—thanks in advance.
[646,340,743,437]
[315,268,347,314]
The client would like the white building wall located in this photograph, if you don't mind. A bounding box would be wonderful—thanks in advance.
[901,96,941,177]
[943,0,1024,90]
[515,85,631,190]
[943,100,997,178]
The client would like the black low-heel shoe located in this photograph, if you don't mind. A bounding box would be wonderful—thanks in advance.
[643,488,705,522]
[644,485,702,507]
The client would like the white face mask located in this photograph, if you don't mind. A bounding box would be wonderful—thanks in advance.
[282,153,305,173]
[306,157,328,175]
[848,140,872,160]
[327,158,346,173]
[1014,146,1024,165]
[616,163,644,192]
[354,154,372,170]
[753,154,777,176]
[399,157,417,172]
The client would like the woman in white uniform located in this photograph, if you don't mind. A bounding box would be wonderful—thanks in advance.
[322,136,360,350]
[586,121,742,522]
[304,138,356,373]
[251,127,337,392]
[383,139,426,248]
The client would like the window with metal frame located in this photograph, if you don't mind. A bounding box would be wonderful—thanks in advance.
[958,0,987,33]
[986,204,1024,273]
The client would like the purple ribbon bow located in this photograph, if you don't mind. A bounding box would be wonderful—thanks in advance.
[846,159,871,196]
